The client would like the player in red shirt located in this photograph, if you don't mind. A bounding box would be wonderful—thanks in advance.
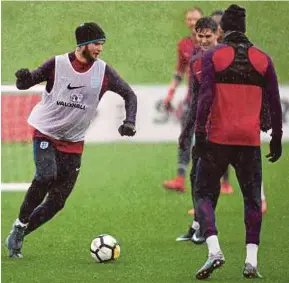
[192,5,282,279]
[162,7,203,192]
[210,9,267,212]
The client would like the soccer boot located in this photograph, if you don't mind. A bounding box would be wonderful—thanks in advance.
[163,176,185,192]
[221,181,234,194]
[5,222,26,258]
[196,251,225,280]
[261,199,267,214]
[243,263,263,279]
[176,226,195,242]
[191,229,206,245]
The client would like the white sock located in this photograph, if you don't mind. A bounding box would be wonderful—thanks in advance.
[245,244,258,267]
[192,221,200,231]
[206,235,221,255]
[261,182,265,201]
[15,218,28,227]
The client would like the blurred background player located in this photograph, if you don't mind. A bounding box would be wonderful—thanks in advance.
[162,7,203,192]
[162,7,234,197]
[5,22,137,258]
[193,5,282,279]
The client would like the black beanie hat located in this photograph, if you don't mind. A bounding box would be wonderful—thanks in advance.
[75,22,106,46]
[220,4,246,33]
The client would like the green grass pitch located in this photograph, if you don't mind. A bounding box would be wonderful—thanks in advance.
[2,1,289,84]
[2,0,289,282]
[2,142,289,283]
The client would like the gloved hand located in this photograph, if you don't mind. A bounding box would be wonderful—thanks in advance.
[164,88,175,112]
[15,68,32,82]
[194,132,207,159]
[266,135,282,162]
[163,98,173,112]
[118,122,136,137]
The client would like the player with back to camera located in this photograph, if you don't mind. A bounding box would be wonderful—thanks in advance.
[191,5,282,279]
[209,9,268,212]
[5,22,137,259]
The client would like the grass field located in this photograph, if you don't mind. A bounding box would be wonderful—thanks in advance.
[2,1,289,84]
[2,142,289,283]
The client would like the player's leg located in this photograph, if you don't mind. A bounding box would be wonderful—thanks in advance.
[221,167,234,194]
[176,152,201,242]
[194,143,229,279]
[261,182,267,214]
[24,151,82,235]
[232,146,263,278]
[163,101,191,192]
[5,137,57,258]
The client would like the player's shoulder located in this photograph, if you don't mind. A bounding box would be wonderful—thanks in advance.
[41,55,58,70]
[248,45,271,61]
[177,36,194,46]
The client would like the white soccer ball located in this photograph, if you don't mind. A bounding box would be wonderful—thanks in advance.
[90,234,120,263]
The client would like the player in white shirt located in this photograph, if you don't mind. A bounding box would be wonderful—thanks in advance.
[5,23,137,258]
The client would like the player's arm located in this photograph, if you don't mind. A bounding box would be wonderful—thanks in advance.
[179,71,200,149]
[106,65,137,136]
[16,57,55,90]
[195,50,214,136]
[164,41,186,108]
[194,50,215,157]
[264,56,283,162]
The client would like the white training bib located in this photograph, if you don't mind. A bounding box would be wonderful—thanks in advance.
[28,53,106,141]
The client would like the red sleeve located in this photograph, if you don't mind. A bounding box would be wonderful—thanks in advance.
[175,40,187,74]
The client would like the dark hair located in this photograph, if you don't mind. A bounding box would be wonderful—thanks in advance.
[195,17,218,33]
[186,6,204,16]
[210,10,224,17]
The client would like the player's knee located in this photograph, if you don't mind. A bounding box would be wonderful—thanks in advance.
[35,170,57,185]
[53,196,67,212]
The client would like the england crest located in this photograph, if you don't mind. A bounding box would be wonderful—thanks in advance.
[40,141,49,149]
[91,76,100,88]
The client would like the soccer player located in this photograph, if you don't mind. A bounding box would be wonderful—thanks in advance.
[162,7,203,192]
[210,8,267,211]
[176,17,219,243]
[210,10,268,209]
[5,22,137,258]
[192,5,282,279]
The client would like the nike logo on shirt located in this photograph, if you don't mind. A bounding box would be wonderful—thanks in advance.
[67,83,85,90]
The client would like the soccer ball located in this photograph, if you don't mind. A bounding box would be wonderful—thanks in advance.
[90,234,120,263]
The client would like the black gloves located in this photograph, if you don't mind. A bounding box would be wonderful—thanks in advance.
[118,122,136,137]
[164,101,174,112]
[266,135,282,163]
[15,68,32,82]
[194,132,207,159]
